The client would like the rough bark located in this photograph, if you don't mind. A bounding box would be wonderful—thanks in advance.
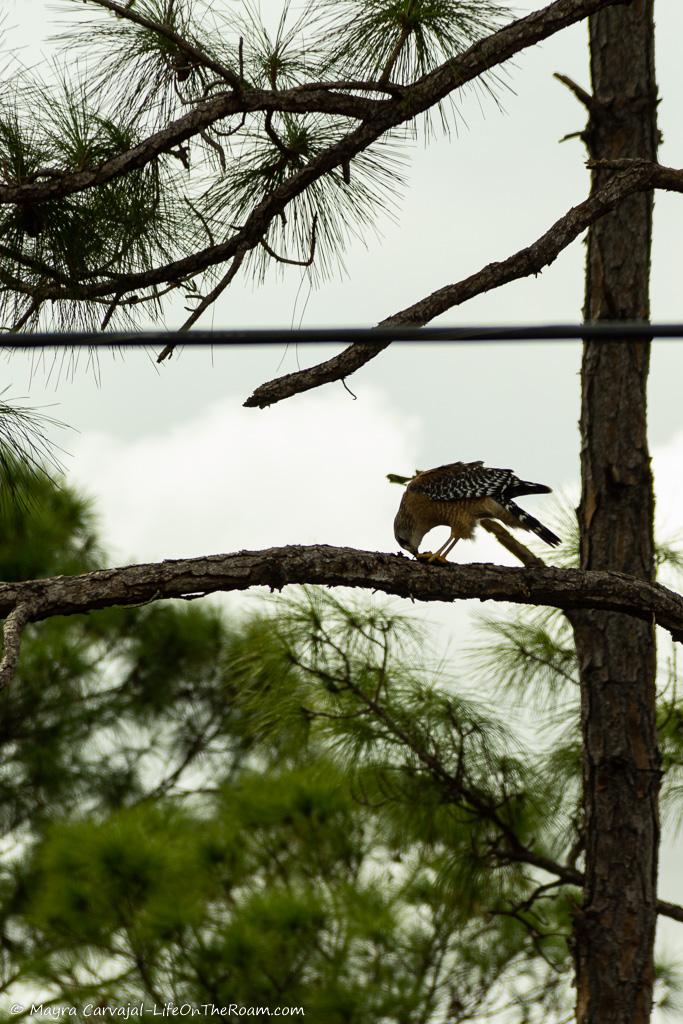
[4,542,683,931]
[1,545,683,639]
[243,161,683,409]
[571,3,660,1022]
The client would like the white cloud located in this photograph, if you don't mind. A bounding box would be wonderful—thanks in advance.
[67,391,563,649]
[69,397,683,635]
[654,430,683,547]
[66,389,683,1012]
[69,388,422,565]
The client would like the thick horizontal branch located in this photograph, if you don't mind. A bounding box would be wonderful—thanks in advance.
[1,543,682,640]
[245,160,683,408]
[2,543,683,924]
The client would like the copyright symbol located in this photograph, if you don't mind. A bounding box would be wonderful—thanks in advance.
[10,1005,25,1015]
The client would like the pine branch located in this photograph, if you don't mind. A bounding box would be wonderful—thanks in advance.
[289,79,407,97]
[1,547,682,927]
[157,250,247,360]
[81,0,246,92]
[259,211,318,267]
[10,298,42,332]
[0,88,380,207]
[155,209,317,362]
[244,159,679,408]
[319,635,585,885]
[1,543,682,641]
[0,396,66,496]
[0,0,633,315]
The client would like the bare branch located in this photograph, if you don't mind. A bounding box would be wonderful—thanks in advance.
[1,543,682,640]
[10,298,42,333]
[207,111,246,139]
[243,342,390,409]
[289,79,407,97]
[658,900,683,924]
[184,197,216,247]
[244,159,681,408]
[480,520,546,568]
[586,157,658,170]
[199,130,226,171]
[263,111,296,159]
[95,281,181,309]
[0,602,31,690]
[178,252,246,331]
[260,213,318,267]
[553,72,595,109]
[100,293,122,330]
[379,25,412,85]
[530,840,683,932]
[157,251,248,361]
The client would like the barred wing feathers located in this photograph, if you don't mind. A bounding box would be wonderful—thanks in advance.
[408,461,560,548]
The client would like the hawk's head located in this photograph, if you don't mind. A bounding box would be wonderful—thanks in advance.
[393,500,422,557]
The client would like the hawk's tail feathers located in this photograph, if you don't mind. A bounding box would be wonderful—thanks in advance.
[510,479,552,497]
[503,499,561,548]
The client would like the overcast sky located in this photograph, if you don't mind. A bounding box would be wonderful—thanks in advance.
[3,0,683,1011]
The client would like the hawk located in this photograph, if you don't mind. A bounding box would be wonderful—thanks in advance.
[393,461,560,562]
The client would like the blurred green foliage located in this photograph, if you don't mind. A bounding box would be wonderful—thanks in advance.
[0,463,681,1021]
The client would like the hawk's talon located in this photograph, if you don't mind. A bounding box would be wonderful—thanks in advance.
[416,551,450,565]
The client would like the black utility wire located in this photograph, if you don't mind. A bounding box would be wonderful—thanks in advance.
[1,323,682,347]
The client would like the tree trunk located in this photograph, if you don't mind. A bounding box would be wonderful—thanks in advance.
[571,3,660,1022]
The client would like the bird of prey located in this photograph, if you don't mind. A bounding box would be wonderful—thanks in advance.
[393,461,560,562]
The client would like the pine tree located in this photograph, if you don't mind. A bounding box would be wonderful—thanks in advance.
[1,3,682,1022]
